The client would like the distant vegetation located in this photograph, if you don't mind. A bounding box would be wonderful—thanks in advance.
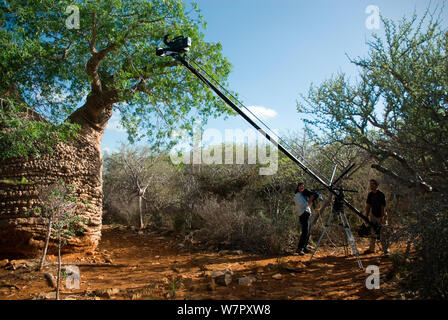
[102,138,383,254]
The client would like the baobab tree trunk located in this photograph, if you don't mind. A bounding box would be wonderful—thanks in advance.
[0,97,113,256]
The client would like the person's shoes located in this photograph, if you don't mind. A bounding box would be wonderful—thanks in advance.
[296,249,305,256]
[303,248,311,254]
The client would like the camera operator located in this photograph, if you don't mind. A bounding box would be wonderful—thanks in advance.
[364,179,388,255]
[294,182,315,255]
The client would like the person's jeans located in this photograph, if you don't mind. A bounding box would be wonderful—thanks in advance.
[297,211,311,251]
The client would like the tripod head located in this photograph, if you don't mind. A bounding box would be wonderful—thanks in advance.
[333,187,358,212]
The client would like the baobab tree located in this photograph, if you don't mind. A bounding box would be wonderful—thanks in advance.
[0,0,233,253]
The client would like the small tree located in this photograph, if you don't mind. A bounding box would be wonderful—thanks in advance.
[297,8,447,191]
[37,181,88,300]
[297,7,448,298]
[104,145,160,229]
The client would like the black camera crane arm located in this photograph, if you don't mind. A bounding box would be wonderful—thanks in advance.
[176,56,328,186]
[156,37,374,228]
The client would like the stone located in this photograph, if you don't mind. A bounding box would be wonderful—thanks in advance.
[210,270,226,278]
[211,270,232,286]
[272,273,282,280]
[94,288,120,298]
[94,288,107,297]
[4,262,15,270]
[107,288,120,297]
[238,276,257,286]
[43,272,56,288]
[105,258,113,264]
[218,249,242,256]
[218,274,232,286]
[0,259,9,268]
[36,291,57,300]
[131,293,142,300]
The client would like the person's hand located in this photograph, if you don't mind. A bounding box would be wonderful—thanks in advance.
[308,195,314,206]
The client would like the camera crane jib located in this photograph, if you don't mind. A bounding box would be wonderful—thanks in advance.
[156,36,375,269]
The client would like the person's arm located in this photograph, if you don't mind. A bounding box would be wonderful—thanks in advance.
[308,195,314,207]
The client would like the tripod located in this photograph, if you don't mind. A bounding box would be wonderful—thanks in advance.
[307,189,364,270]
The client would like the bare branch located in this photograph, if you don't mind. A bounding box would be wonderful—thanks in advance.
[371,163,432,191]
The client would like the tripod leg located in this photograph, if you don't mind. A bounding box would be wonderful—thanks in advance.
[307,210,334,266]
[337,213,349,257]
[339,212,363,270]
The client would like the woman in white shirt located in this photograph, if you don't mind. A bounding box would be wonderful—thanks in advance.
[294,182,314,255]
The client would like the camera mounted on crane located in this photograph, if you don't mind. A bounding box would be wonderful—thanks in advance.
[156,35,191,57]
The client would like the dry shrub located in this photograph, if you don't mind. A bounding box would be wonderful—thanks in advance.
[410,196,448,299]
[194,197,298,254]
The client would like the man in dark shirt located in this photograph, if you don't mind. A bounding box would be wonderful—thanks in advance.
[364,179,387,254]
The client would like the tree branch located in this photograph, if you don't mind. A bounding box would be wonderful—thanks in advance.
[371,163,432,191]
[90,12,98,54]
[50,42,73,61]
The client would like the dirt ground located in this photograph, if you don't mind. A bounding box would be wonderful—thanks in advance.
[0,225,403,300]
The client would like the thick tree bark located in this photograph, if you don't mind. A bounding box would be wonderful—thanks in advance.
[0,90,115,256]
[0,38,122,256]
[69,92,115,143]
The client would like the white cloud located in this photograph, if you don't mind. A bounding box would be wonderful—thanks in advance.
[245,105,278,120]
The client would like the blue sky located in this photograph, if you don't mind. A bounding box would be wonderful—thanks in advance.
[101,0,444,154]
